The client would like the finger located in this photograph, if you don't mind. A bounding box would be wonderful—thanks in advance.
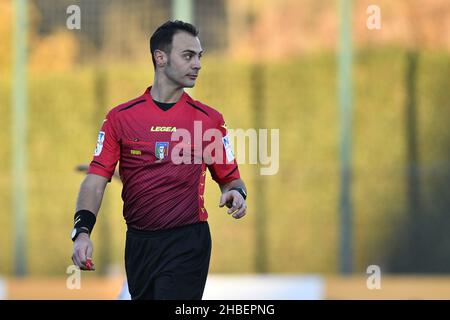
[220,192,233,207]
[227,190,244,211]
[71,254,78,267]
[77,247,87,266]
[233,204,247,219]
[86,245,93,262]
[232,202,246,218]
[219,193,228,207]
[228,198,242,214]
[74,252,91,270]
[72,253,82,269]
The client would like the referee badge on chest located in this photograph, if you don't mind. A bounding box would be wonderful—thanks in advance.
[155,142,169,160]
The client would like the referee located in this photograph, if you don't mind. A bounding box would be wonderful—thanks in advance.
[70,20,247,300]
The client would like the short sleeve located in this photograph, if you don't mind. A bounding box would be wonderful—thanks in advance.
[87,111,120,181]
[207,113,241,185]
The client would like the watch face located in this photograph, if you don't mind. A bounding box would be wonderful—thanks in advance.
[71,228,77,240]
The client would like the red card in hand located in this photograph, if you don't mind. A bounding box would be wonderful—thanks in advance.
[85,258,93,270]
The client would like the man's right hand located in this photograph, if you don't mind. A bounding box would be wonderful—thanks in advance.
[71,233,95,271]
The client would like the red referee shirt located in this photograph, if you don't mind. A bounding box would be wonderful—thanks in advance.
[88,87,241,230]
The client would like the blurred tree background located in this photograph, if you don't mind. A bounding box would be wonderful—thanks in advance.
[0,0,449,276]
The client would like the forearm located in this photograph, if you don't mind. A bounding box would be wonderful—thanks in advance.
[219,178,246,194]
[75,174,108,217]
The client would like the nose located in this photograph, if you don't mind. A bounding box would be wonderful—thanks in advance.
[192,56,201,71]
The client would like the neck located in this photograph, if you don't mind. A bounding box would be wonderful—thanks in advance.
[151,73,184,103]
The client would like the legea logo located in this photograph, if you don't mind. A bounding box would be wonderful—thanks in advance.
[151,126,177,132]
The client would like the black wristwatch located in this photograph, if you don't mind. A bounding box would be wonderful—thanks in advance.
[229,187,247,200]
[71,227,90,242]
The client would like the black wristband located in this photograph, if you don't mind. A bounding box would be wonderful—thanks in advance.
[229,187,247,200]
[74,210,97,234]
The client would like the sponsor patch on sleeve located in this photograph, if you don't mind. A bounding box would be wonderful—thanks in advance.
[222,134,235,162]
[94,131,105,156]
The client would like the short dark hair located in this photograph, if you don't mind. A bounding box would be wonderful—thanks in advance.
[150,20,199,68]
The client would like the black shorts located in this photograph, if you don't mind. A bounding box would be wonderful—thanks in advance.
[125,221,212,300]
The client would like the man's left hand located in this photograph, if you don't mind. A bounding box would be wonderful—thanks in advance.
[219,190,247,219]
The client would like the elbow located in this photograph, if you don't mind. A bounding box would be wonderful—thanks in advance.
[81,175,107,197]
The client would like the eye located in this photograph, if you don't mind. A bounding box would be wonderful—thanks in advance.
[185,54,192,60]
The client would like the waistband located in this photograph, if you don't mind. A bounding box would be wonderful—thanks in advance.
[127,221,207,237]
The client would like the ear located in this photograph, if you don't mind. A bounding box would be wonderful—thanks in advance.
[154,49,167,68]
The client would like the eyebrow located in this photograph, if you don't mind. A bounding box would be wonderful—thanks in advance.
[181,49,204,55]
